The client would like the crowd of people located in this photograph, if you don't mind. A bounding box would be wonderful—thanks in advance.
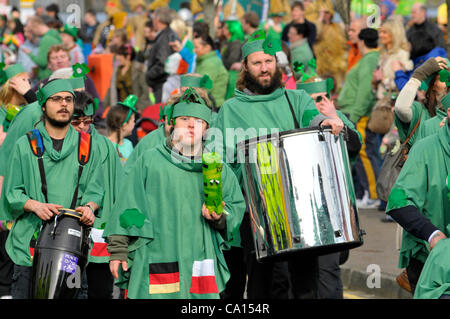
[0,0,448,300]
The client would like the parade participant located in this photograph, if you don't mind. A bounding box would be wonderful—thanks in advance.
[0,79,104,298]
[106,95,139,166]
[417,91,450,141]
[288,24,313,80]
[337,28,380,209]
[211,29,344,299]
[124,74,213,176]
[395,57,449,147]
[386,99,450,296]
[346,18,363,73]
[21,15,62,80]
[60,24,85,65]
[71,91,123,299]
[104,89,246,299]
[0,63,36,138]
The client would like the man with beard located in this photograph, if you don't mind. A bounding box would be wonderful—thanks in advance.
[211,30,344,299]
[0,79,104,298]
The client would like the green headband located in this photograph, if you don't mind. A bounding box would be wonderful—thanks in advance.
[242,29,282,59]
[0,63,26,85]
[37,79,75,106]
[118,94,138,126]
[167,87,212,125]
[442,92,450,111]
[180,74,213,89]
[296,78,334,95]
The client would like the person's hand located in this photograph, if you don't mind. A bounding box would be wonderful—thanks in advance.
[9,75,31,95]
[26,200,62,221]
[75,205,95,226]
[110,260,128,279]
[435,56,448,69]
[316,95,338,119]
[429,231,447,251]
[321,117,344,136]
[169,40,183,52]
[21,47,30,55]
[202,202,225,221]
[391,60,405,72]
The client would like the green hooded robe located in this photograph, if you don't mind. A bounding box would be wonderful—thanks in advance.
[29,29,62,80]
[385,124,450,269]
[88,126,124,263]
[394,101,432,147]
[416,108,447,142]
[414,234,450,299]
[103,142,246,299]
[124,125,166,176]
[0,122,105,267]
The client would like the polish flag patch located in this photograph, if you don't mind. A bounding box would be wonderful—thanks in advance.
[190,259,218,294]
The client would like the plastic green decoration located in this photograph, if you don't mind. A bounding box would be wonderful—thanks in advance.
[199,74,213,90]
[202,152,223,215]
[72,63,90,78]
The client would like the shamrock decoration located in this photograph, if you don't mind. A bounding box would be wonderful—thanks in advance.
[72,63,90,78]
[439,68,450,87]
[262,34,281,56]
[36,87,45,105]
[326,78,334,93]
[200,75,213,90]
[165,103,174,124]
[292,61,305,73]
[159,102,166,121]
[307,58,318,76]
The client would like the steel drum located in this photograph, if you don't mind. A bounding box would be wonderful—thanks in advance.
[237,127,365,262]
[31,209,91,299]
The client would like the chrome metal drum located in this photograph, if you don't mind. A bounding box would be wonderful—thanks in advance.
[237,127,364,262]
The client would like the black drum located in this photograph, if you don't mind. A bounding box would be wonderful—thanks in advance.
[31,209,91,299]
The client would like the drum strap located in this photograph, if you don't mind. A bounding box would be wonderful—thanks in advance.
[284,91,300,129]
[26,130,92,209]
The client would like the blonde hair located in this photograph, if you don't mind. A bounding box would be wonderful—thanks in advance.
[0,71,27,105]
[379,16,410,55]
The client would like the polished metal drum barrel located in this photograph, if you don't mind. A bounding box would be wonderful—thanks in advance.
[31,209,91,299]
[237,127,364,262]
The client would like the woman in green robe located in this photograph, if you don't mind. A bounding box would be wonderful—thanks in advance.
[104,89,246,299]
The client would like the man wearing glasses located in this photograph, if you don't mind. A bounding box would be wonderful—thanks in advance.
[0,79,104,299]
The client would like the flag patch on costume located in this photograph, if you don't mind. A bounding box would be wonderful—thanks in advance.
[190,259,218,294]
[90,228,110,257]
[149,262,180,294]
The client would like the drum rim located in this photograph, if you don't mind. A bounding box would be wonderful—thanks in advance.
[57,208,82,219]
[236,125,334,150]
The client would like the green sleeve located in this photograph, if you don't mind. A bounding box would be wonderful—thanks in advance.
[350,62,376,123]
[107,235,130,261]
[29,36,60,67]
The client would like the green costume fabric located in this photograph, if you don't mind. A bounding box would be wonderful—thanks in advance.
[194,51,229,107]
[0,122,104,267]
[124,125,166,175]
[414,236,450,299]
[103,143,245,299]
[394,101,431,147]
[416,108,447,142]
[0,106,6,132]
[0,101,42,177]
[385,124,450,269]
[337,51,380,123]
[225,70,239,100]
[88,126,124,263]
[29,29,62,80]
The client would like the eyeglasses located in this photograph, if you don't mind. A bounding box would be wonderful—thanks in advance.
[71,119,93,126]
[48,95,74,104]
[314,93,330,103]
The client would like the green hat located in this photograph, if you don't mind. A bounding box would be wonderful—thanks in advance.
[84,98,99,117]
[118,94,138,125]
[442,92,450,111]
[0,63,26,85]
[61,24,78,39]
[36,79,75,106]
[296,78,334,95]
[167,88,212,125]
[242,29,282,59]
[68,63,89,89]
[180,74,213,90]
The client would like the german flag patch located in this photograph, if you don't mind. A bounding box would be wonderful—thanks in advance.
[149,262,180,294]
